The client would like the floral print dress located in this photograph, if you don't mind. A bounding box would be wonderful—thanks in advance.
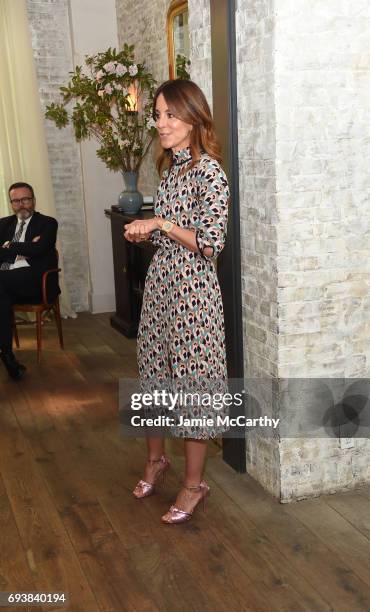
[137,147,230,439]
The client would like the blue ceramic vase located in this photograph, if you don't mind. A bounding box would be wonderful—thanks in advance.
[118,171,143,214]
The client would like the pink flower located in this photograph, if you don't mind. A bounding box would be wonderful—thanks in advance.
[96,69,104,81]
[115,63,127,76]
[119,139,130,148]
[129,64,138,76]
[104,84,113,94]
[146,117,156,129]
[104,61,116,74]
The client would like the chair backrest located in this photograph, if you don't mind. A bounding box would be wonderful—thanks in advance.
[42,249,61,306]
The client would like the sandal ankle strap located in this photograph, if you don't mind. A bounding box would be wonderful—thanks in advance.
[147,455,166,465]
[182,483,202,492]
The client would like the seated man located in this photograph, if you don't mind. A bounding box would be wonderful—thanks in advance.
[0,182,60,380]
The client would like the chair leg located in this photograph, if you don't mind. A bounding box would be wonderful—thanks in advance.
[53,298,64,350]
[12,312,20,349]
[36,311,42,363]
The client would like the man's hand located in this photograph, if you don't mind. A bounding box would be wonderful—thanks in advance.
[1,236,40,250]
[123,218,159,243]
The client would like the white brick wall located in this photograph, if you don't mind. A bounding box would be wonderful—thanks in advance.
[188,0,213,109]
[27,0,89,311]
[274,0,370,500]
[276,1,370,379]
[236,0,280,496]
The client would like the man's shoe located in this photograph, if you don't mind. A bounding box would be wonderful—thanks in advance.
[0,351,26,380]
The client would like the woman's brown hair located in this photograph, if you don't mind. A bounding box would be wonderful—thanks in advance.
[153,79,222,176]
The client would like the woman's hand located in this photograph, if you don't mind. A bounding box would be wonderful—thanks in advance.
[123,218,159,243]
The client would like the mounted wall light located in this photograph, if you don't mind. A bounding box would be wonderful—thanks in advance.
[126,81,140,113]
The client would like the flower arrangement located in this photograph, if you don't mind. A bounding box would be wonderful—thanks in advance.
[45,45,157,174]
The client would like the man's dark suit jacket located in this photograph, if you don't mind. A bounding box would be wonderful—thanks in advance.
[0,211,60,301]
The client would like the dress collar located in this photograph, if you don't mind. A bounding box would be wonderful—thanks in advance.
[172,146,192,165]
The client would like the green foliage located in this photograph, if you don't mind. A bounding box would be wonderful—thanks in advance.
[45,45,157,173]
[45,103,68,128]
[176,54,191,80]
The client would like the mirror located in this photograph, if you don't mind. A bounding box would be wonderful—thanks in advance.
[167,1,190,79]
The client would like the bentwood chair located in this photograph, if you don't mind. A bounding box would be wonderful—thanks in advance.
[12,251,64,363]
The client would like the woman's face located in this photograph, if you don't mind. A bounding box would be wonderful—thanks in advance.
[154,93,193,153]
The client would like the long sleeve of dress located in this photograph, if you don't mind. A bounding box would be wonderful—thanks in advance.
[147,229,162,247]
[148,169,169,247]
[195,159,230,260]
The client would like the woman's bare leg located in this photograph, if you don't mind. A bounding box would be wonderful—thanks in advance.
[142,435,166,483]
[183,438,208,486]
[162,438,208,517]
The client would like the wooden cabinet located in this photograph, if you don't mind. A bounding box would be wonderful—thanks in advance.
[105,209,156,337]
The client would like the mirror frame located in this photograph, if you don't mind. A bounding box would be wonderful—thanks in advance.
[166,0,189,79]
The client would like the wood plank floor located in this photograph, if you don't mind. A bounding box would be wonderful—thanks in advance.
[0,313,370,612]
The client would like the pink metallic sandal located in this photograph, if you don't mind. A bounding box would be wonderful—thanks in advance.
[161,480,210,524]
[133,455,170,499]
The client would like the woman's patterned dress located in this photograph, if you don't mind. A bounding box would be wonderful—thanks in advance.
[137,146,230,439]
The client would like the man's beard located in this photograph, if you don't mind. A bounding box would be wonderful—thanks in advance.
[17,209,32,219]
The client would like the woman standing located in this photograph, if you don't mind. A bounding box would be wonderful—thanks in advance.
[124,79,230,524]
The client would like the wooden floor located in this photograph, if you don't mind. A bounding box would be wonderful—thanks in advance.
[1,313,370,612]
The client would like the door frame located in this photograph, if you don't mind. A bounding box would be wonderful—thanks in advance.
[210,0,246,472]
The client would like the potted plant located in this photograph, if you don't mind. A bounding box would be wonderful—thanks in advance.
[45,44,157,213]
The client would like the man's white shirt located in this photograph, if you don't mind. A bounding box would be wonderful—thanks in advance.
[9,215,33,270]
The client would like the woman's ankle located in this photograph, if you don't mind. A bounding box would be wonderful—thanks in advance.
[183,480,202,490]
[147,454,165,463]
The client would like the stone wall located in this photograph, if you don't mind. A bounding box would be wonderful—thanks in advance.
[276,1,370,380]
[275,0,370,501]
[236,0,280,496]
[26,0,89,311]
[188,0,213,109]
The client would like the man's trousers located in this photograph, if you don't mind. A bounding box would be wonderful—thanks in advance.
[0,268,41,351]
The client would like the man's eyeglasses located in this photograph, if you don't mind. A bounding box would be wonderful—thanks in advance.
[10,197,34,206]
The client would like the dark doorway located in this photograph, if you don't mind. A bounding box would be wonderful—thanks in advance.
[210,0,246,472]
